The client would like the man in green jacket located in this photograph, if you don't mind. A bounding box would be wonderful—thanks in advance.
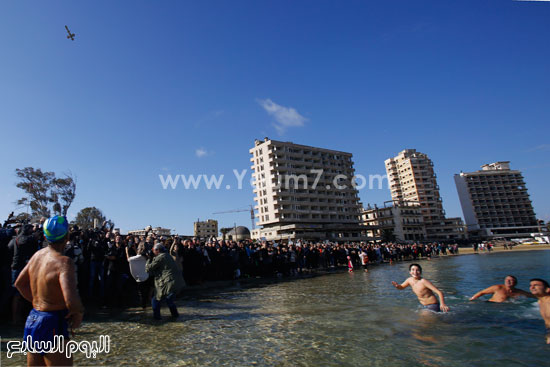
[146,243,185,320]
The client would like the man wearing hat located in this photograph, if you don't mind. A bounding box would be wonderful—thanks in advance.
[15,215,84,366]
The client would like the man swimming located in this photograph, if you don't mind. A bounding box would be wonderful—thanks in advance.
[529,278,550,344]
[14,216,84,366]
[391,263,450,312]
[469,275,534,302]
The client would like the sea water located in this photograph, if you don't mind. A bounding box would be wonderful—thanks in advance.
[2,250,549,366]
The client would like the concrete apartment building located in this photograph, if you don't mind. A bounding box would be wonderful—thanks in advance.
[454,161,540,239]
[360,200,426,242]
[127,226,171,236]
[385,149,465,241]
[250,138,364,241]
[193,219,219,238]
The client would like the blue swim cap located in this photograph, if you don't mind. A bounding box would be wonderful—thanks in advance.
[43,215,69,242]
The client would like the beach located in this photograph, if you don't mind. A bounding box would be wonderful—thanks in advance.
[458,244,550,255]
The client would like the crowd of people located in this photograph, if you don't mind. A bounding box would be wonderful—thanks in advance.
[1,217,463,320]
[1,221,465,309]
[1,214,549,366]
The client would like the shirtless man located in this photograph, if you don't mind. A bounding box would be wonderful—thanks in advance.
[529,278,550,344]
[391,263,450,312]
[14,216,84,366]
[469,275,533,302]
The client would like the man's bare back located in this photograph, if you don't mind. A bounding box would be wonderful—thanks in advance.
[25,248,81,313]
[16,246,84,333]
[14,215,84,366]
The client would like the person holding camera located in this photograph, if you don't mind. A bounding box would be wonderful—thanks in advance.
[145,243,185,320]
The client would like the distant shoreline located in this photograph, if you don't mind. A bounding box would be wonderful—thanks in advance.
[458,244,550,255]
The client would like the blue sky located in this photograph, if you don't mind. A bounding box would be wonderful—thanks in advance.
[0,0,549,234]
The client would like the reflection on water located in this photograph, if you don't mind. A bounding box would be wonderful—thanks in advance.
[2,251,549,366]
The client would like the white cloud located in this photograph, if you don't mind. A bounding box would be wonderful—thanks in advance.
[526,144,550,152]
[257,98,307,134]
[195,148,208,158]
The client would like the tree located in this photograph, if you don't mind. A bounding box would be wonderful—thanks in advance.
[15,167,77,219]
[52,172,77,216]
[73,207,106,230]
[15,167,55,219]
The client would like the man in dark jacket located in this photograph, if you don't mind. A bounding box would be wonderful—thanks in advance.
[11,224,39,323]
[87,234,107,300]
[11,225,39,282]
[146,243,185,320]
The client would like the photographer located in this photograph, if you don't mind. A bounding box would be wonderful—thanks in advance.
[105,234,130,307]
[11,224,40,323]
[11,224,40,281]
[0,221,16,320]
[145,243,185,320]
[64,227,85,285]
[87,230,107,301]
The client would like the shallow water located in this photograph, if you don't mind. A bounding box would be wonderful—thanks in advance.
[2,250,549,366]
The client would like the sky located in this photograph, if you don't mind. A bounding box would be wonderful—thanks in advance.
[0,0,549,234]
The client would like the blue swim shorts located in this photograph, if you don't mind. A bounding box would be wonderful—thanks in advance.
[424,303,441,312]
[23,308,69,353]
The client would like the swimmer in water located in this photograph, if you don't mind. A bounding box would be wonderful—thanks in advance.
[391,263,450,312]
[469,275,534,302]
[529,278,550,344]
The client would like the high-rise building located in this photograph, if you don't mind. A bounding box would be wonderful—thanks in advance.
[385,149,465,241]
[454,161,539,239]
[360,200,426,242]
[194,219,219,238]
[250,137,364,241]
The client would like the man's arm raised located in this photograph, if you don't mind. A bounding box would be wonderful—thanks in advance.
[59,257,84,328]
[392,278,410,290]
[469,285,497,301]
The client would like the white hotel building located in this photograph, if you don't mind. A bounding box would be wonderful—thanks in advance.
[250,138,365,242]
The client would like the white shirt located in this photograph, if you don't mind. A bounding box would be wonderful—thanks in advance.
[359,252,368,265]
[128,255,149,282]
